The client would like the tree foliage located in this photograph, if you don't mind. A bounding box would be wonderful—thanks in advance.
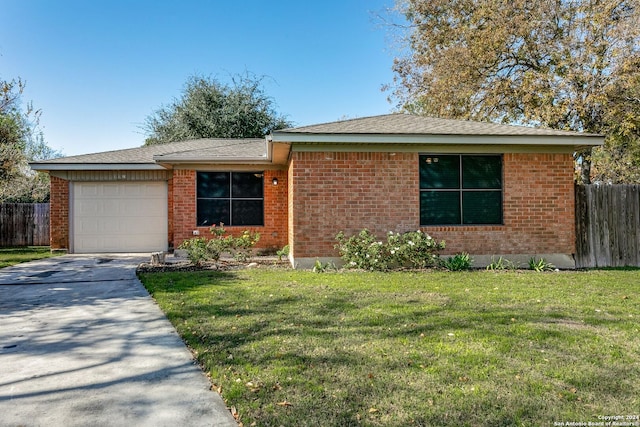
[144,74,291,145]
[1,77,60,203]
[389,0,640,183]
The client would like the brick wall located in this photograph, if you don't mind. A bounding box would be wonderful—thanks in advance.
[171,169,288,251]
[49,176,69,251]
[424,152,576,255]
[289,151,576,259]
[289,152,419,258]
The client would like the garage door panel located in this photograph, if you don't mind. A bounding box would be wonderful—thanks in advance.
[77,184,99,197]
[73,182,168,253]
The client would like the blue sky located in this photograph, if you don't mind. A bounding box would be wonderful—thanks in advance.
[1,0,402,156]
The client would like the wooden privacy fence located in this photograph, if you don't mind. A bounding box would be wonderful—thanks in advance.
[575,184,640,268]
[0,203,50,247]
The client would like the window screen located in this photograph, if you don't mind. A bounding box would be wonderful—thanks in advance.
[197,172,264,226]
[419,155,502,225]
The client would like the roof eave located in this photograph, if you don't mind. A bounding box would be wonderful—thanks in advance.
[29,163,167,171]
[152,156,270,163]
[270,132,604,147]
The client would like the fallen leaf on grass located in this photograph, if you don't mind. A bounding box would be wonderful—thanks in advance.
[369,407,378,413]
[277,400,293,407]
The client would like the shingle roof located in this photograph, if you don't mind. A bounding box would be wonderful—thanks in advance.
[31,114,603,172]
[32,138,267,166]
[276,113,600,137]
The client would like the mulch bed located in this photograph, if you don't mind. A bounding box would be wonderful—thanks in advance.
[136,257,290,273]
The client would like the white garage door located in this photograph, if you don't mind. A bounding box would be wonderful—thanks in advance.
[73,182,168,253]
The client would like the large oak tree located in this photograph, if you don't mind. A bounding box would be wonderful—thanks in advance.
[389,0,640,183]
[144,74,291,145]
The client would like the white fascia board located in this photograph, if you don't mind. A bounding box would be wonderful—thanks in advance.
[270,133,604,146]
[29,163,167,171]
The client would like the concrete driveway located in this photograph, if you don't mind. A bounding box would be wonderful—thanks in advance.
[0,255,237,427]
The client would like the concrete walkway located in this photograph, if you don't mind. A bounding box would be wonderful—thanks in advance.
[0,255,237,427]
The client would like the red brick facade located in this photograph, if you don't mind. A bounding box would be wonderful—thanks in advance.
[287,151,576,260]
[46,151,575,262]
[170,169,288,251]
[423,153,575,255]
[288,152,419,258]
[49,176,69,251]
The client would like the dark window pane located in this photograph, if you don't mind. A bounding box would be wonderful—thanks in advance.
[197,172,230,198]
[462,156,502,189]
[420,191,460,225]
[420,155,460,189]
[197,199,230,226]
[232,173,263,198]
[232,200,264,226]
[462,191,502,224]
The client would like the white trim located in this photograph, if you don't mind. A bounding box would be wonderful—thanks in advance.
[69,182,75,253]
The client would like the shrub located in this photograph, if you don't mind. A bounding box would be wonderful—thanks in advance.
[312,259,336,273]
[276,245,290,261]
[528,257,555,272]
[335,229,389,271]
[178,237,221,266]
[178,224,260,265]
[226,229,261,261]
[335,229,445,271]
[387,230,445,269]
[486,256,518,271]
[443,253,473,271]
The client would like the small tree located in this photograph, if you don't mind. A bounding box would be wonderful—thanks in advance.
[1,77,60,202]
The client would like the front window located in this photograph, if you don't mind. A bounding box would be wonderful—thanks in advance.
[419,154,503,225]
[197,172,264,226]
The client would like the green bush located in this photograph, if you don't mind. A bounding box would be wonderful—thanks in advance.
[178,237,221,266]
[387,230,445,269]
[178,224,260,265]
[443,253,473,271]
[486,256,518,271]
[335,229,445,271]
[276,245,290,261]
[528,257,555,272]
[335,229,389,270]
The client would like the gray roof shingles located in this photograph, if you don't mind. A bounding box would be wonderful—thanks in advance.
[275,113,601,137]
[33,114,602,169]
[33,138,266,165]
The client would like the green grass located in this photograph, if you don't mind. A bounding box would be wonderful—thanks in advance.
[138,269,640,426]
[0,246,59,268]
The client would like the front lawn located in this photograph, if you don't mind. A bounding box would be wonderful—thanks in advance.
[0,246,59,268]
[138,269,640,426]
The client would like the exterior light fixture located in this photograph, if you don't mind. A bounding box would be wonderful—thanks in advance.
[272,177,278,186]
